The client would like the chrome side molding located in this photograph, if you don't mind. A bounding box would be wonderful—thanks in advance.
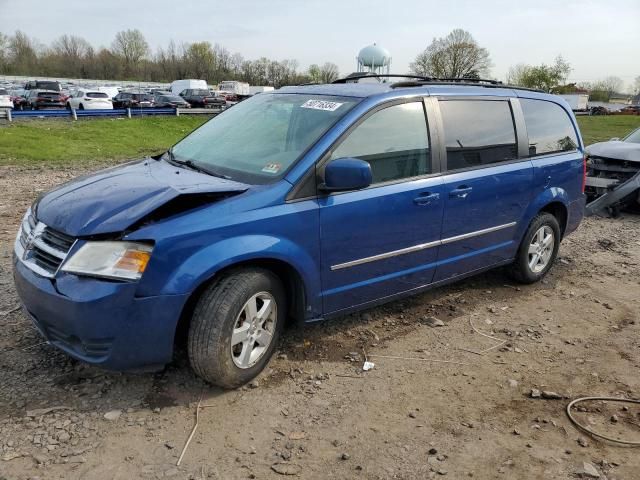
[330,222,517,271]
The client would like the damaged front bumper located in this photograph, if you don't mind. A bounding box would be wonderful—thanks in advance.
[13,255,189,370]
[585,155,640,216]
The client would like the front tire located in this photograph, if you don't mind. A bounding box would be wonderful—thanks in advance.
[509,213,561,284]
[188,268,286,388]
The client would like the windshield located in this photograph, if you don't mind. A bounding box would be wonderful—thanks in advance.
[170,93,359,184]
[623,128,640,144]
[161,95,183,102]
[86,92,109,98]
[192,89,210,96]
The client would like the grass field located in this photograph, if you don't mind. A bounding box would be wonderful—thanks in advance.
[1,114,639,167]
[575,115,640,144]
[0,116,208,166]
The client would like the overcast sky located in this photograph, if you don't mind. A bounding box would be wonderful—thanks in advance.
[1,0,638,88]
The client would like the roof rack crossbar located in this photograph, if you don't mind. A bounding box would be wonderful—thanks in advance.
[332,74,435,84]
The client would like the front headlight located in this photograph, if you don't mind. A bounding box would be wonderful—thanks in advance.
[61,241,153,281]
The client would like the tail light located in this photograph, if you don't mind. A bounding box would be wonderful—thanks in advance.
[582,153,588,192]
[203,97,207,104]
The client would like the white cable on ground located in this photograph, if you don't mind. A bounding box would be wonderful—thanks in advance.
[566,396,640,446]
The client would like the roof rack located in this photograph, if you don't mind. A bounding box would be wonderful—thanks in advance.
[331,73,544,93]
[332,74,435,84]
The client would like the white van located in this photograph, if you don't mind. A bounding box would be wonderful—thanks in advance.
[218,81,251,98]
[170,79,208,96]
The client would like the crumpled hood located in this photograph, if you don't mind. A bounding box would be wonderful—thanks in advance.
[586,141,640,162]
[35,159,249,237]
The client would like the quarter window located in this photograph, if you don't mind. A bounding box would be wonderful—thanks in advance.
[330,102,431,184]
[440,100,517,170]
[520,99,578,156]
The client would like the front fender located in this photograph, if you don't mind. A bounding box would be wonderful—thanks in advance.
[156,235,321,314]
[516,187,570,239]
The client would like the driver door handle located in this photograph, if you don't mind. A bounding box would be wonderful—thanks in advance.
[413,192,440,205]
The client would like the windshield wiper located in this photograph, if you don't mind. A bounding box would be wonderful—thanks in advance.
[165,149,231,179]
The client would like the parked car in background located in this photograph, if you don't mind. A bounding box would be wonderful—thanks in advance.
[9,90,28,110]
[619,105,640,115]
[154,94,190,108]
[13,77,586,388]
[170,79,208,96]
[95,86,121,100]
[66,90,113,110]
[24,80,62,93]
[0,89,13,109]
[585,126,640,216]
[24,90,65,110]
[179,89,225,109]
[112,92,155,109]
[150,89,171,96]
[589,106,609,116]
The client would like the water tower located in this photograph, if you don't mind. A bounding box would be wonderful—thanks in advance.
[356,43,392,75]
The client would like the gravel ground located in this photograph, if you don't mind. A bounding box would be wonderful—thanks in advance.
[0,165,639,480]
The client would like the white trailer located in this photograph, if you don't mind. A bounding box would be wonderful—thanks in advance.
[170,79,208,96]
[249,86,275,96]
[560,93,589,111]
[218,81,251,98]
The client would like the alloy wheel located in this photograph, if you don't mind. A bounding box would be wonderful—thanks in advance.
[527,226,555,273]
[230,292,277,369]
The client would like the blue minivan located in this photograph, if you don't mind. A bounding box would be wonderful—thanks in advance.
[13,76,586,387]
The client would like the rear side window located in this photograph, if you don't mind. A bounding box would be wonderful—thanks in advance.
[330,102,431,184]
[440,100,517,170]
[520,99,578,156]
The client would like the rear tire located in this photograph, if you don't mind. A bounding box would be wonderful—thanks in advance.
[79,104,84,110]
[188,268,286,388]
[508,213,561,284]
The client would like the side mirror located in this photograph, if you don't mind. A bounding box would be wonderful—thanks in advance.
[321,157,372,192]
[610,137,620,141]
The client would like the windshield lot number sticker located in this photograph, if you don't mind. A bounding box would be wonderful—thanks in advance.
[301,99,343,112]
[262,163,282,174]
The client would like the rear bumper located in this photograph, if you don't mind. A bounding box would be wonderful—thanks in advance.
[79,103,113,110]
[13,256,189,370]
[35,103,65,108]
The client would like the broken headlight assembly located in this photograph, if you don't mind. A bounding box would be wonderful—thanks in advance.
[61,241,153,281]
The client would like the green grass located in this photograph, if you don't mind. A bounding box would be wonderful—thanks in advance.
[0,116,208,166]
[577,115,640,145]
[1,114,639,167]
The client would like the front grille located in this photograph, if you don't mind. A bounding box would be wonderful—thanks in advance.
[15,211,76,278]
[40,228,75,252]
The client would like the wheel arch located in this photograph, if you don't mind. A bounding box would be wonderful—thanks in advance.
[172,257,309,352]
[539,201,568,237]
[520,188,570,241]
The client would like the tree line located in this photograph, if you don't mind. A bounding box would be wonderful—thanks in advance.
[1,27,637,99]
[0,29,340,87]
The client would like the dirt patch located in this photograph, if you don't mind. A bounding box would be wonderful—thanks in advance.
[1,166,639,479]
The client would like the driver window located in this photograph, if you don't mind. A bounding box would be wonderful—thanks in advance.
[329,102,431,184]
